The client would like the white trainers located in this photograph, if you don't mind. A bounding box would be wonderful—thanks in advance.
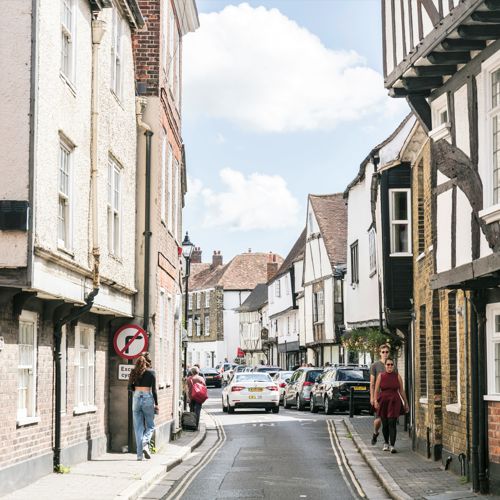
[390,446,397,454]
[382,443,390,451]
[143,445,151,459]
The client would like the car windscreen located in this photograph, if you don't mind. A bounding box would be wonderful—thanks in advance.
[256,367,279,372]
[306,370,323,382]
[337,370,369,382]
[202,370,218,375]
[235,373,272,383]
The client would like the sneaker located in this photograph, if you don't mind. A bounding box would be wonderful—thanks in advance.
[382,443,390,451]
[143,445,151,459]
[371,433,379,445]
[390,446,397,454]
[137,457,143,461]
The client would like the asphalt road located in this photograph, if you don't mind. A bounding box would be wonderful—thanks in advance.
[173,387,362,500]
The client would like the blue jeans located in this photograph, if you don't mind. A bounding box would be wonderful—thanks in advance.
[132,391,155,459]
[189,400,202,428]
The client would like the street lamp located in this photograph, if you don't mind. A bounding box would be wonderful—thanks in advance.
[182,232,194,410]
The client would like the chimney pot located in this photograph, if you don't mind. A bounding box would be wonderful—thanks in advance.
[191,247,202,264]
[212,250,223,268]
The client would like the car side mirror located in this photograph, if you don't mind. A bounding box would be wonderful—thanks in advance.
[285,378,290,384]
[315,376,321,383]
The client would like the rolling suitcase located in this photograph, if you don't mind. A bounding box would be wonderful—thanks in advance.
[181,411,198,431]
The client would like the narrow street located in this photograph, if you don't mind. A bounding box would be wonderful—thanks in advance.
[158,389,385,500]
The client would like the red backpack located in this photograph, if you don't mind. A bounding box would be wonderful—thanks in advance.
[190,381,208,404]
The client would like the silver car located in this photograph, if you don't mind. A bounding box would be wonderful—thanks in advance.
[273,371,294,405]
[283,368,323,411]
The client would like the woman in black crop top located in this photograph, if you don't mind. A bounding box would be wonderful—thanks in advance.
[128,354,158,460]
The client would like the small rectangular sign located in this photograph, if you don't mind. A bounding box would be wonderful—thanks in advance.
[118,364,133,380]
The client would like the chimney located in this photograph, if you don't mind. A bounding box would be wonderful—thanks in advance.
[212,250,223,268]
[191,247,202,264]
[267,252,279,281]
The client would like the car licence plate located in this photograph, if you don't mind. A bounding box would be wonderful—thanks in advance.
[248,395,262,399]
[248,387,263,392]
[353,386,366,391]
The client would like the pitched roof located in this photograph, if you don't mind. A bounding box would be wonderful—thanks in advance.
[236,284,268,312]
[271,228,307,283]
[189,252,284,292]
[309,193,347,267]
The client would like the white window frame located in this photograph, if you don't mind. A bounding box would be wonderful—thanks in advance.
[161,132,167,223]
[111,5,124,99]
[389,188,412,256]
[161,0,169,72]
[107,157,122,257]
[316,290,324,323]
[350,240,359,284]
[58,139,73,250]
[74,323,96,414]
[17,310,39,425]
[60,0,75,83]
[188,293,193,310]
[158,289,166,386]
[188,317,193,337]
[275,280,281,298]
[205,292,210,308]
[168,6,175,91]
[486,303,500,399]
[204,315,210,336]
[368,228,377,276]
[195,318,201,337]
[167,145,173,233]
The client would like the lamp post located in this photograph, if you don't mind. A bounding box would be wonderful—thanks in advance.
[181,232,194,410]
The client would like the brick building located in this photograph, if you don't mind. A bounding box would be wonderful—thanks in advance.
[0,0,144,494]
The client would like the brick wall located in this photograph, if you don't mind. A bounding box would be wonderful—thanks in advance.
[489,402,500,463]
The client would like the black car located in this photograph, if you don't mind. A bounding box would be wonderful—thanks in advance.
[200,368,222,388]
[310,366,370,414]
[283,367,323,410]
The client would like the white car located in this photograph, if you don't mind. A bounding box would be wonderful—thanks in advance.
[272,371,294,405]
[221,373,280,414]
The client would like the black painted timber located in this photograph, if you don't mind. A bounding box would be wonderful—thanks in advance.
[486,0,500,11]
[428,51,470,65]
[458,24,500,40]
[440,38,486,51]
[471,11,500,22]
[414,65,457,77]
[403,76,442,91]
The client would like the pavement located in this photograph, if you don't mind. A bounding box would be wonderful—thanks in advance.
[344,416,480,500]
[3,417,211,500]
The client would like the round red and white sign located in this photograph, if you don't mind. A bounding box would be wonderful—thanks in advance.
[113,324,148,360]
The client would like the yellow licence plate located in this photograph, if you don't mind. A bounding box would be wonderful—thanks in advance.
[353,386,367,391]
[248,387,263,392]
[248,395,262,399]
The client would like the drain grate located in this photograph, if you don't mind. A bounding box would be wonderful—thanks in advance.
[406,467,442,473]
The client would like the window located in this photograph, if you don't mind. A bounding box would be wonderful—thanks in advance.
[187,317,193,337]
[161,132,167,222]
[188,293,193,310]
[158,290,166,385]
[111,6,123,98]
[18,311,37,422]
[167,145,173,233]
[174,29,181,106]
[417,160,425,255]
[389,189,411,255]
[419,305,427,398]
[161,0,168,71]
[275,280,281,298]
[205,292,210,308]
[486,303,500,395]
[204,315,210,336]
[58,141,72,249]
[195,319,201,337]
[350,241,359,284]
[168,6,175,90]
[107,158,122,256]
[173,159,179,239]
[491,69,500,204]
[368,229,376,275]
[74,324,95,410]
[313,290,324,323]
[61,0,74,80]
[285,277,290,296]
[448,291,459,404]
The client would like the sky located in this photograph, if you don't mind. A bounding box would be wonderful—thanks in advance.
[182,0,409,263]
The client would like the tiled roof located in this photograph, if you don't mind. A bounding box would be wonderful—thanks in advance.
[236,283,268,312]
[271,228,306,283]
[189,252,283,292]
[309,193,347,267]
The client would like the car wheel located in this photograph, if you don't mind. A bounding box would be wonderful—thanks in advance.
[325,397,334,415]
[265,408,272,413]
[272,406,279,414]
[310,396,318,413]
[228,401,235,414]
[296,395,305,411]
[283,395,291,409]
[222,397,228,412]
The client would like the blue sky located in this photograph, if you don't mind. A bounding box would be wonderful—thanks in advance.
[182,0,409,263]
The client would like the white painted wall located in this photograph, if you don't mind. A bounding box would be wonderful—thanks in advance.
[268,272,293,318]
[345,161,380,328]
[436,190,453,274]
[223,290,250,361]
[0,0,31,267]
[187,340,224,368]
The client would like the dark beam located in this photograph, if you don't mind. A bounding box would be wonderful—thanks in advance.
[428,51,470,65]
[389,87,409,97]
[406,94,432,132]
[471,11,500,22]
[421,0,441,25]
[414,64,457,77]
[486,0,500,11]
[458,24,500,40]
[403,76,442,91]
[441,38,486,51]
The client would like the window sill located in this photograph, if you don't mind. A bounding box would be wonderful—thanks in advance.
[419,397,428,404]
[57,245,75,258]
[479,204,500,225]
[446,403,461,414]
[390,252,413,258]
[429,122,451,142]
[73,405,97,415]
[484,394,500,402]
[60,72,76,96]
[17,416,41,427]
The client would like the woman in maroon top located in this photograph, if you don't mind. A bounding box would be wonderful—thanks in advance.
[374,357,409,453]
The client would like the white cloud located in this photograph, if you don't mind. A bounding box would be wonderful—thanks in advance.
[184,3,404,133]
[187,169,301,231]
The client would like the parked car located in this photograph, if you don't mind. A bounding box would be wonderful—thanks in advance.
[309,365,370,414]
[200,367,222,388]
[283,367,323,410]
[221,372,279,414]
[234,365,247,373]
[272,370,294,405]
[219,363,238,383]
[253,366,281,377]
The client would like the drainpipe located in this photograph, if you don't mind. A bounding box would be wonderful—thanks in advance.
[90,18,105,289]
[54,288,99,470]
[463,291,471,481]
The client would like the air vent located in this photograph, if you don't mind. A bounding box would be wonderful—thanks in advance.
[0,201,29,231]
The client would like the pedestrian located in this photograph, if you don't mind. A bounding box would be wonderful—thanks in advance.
[128,354,158,461]
[369,344,394,445]
[373,357,409,453]
[307,362,313,367]
[324,361,331,368]
[186,366,206,429]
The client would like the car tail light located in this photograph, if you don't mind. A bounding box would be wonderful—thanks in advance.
[231,386,244,392]
[303,381,313,387]
[266,386,278,391]
[214,375,221,379]
[279,382,286,388]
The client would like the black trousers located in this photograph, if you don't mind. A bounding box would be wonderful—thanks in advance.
[381,417,397,446]
[189,401,202,428]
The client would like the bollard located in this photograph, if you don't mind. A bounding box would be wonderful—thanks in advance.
[349,386,354,418]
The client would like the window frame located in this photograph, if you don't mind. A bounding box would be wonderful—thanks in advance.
[60,0,75,83]
[107,156,122,257]
[389,188,412,256]
[161,131,167,223]
[74,323,96,414]
[204,315,210,336]
[167,145,173,233]
[350,240,359,284]
[275,280,281,298]
[368,228,377,277]
[111,4,124,99]
[58,139,73,250]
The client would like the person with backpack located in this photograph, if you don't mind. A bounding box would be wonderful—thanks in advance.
[186,366,207,429]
